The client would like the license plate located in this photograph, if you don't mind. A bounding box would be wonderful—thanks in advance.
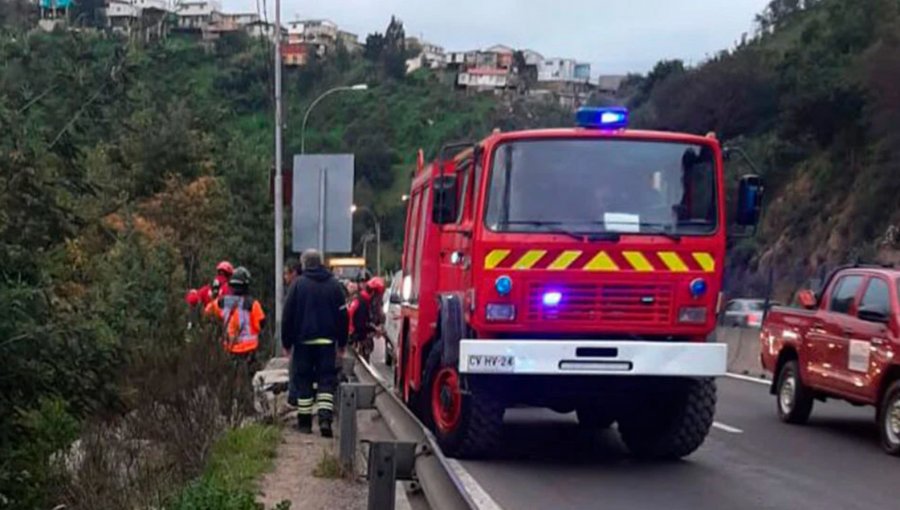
[467,355,515,373]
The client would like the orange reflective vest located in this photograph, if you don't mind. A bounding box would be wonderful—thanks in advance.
[206,295,264,354]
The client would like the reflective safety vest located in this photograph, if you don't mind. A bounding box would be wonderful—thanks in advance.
[219,295,260,354]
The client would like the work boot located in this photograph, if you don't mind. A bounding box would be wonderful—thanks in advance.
[319,419,333,438]
[297,414,313,434]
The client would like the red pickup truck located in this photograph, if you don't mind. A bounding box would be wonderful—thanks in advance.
[761,266,900,455]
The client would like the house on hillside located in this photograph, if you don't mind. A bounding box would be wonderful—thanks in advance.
[286,19,339,56]
[596,75,626,95]
[105,0,169,42]
[244,20,284,42]
[538,58,590,83]
[405,37,446,73]
[175,0,221,31]
[338,30,361,52]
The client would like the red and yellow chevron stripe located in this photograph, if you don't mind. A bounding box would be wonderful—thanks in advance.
[483,249,716,273]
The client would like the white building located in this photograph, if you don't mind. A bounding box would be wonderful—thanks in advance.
[244,20,284,42]
[287,19,339,54]
[457,68,510,90]
[175,0,221,30]
[105,0,169,40]
[538,58,591,82]
[405,37,446,73]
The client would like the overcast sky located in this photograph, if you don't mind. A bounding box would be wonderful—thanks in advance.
[223,0,769,74]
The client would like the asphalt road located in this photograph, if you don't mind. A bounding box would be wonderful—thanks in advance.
[370,340,899,510]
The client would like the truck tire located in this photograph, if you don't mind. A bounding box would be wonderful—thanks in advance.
[776,360,814,424]
[618,378,716,460]
[576,405,616,429]
[423,341,504,458]
[878,380,900,456]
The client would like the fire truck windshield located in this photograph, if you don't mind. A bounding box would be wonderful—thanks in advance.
[484,138,718,236]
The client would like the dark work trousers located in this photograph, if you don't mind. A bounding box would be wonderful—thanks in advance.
[292,341,337,422]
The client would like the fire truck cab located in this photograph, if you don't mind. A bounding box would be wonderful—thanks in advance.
[395,107,763,459]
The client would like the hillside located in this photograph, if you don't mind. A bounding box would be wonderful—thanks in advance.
[620,0,900,298]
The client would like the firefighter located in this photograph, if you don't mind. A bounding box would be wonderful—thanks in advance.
[282,249,348,437]
[189,261,234,307]
[205,266,265,362]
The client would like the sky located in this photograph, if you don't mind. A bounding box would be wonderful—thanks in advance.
[223,0,771,75]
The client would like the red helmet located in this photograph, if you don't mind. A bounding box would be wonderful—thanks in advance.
[185,289,200,306]
[216,261,234,276]
[366,277,385,293]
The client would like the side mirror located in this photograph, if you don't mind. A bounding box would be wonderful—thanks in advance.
[736,175,764,226]
[858,306,890,324]
[432,175,458,225]
[797,289,818,310]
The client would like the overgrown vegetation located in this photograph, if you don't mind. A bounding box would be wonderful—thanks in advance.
[618,0,900,297]
[168,424,285,510]
[0,10,566,508]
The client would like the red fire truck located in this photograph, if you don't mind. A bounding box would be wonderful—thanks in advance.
[394,107,763,459]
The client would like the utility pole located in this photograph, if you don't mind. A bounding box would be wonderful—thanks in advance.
[272,0,284,355]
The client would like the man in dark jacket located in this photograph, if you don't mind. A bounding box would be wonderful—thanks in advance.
[282,249,348,437]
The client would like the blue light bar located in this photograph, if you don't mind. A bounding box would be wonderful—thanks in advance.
[543,291,563,307]
[576,107,629,130]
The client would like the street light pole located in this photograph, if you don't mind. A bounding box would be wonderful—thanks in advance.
[273,0,284,354]
[301,84,368,154]
[352,205,381,276]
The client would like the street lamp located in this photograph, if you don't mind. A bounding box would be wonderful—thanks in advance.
[352,204,381,276]
[300,84,368,154]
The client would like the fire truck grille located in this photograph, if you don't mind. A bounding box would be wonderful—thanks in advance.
[526,283,673,324]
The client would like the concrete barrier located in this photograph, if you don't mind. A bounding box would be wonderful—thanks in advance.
[717,326,771,380]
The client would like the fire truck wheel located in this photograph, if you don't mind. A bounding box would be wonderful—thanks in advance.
[575,405,616,429]
[776,360,814,424]
[878,380,900,456]
[618,378,716,460]
[423,342,504,458]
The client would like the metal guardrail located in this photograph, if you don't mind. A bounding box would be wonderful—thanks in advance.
[352,354,478,510]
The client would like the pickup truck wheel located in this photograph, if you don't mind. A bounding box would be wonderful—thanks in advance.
[424,341,504,458]
[776,360,814,424]
[618,378,716,460]
[576,405,616,429]
[879,381,900,456]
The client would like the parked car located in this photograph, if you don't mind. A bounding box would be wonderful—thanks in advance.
[722,298,781,328]
[761,265,900,455]
[382,271,403,366]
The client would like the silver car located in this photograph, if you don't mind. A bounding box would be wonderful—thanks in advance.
[721,298,778,328]
[382,271,403,366]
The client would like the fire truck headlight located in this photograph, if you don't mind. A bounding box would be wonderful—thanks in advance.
[678,307,708,324]
[486,304,516,322]
[494,275,513,296]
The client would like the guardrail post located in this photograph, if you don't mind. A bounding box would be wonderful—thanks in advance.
[367,441,416,510]
[338,383,376,473]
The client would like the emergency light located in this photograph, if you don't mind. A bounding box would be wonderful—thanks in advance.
[495,275,513,296]
[576,107,629,130]
[689,278,708,298]
[542,291,563,307]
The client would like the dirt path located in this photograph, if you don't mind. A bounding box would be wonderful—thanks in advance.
[257,416,367,510]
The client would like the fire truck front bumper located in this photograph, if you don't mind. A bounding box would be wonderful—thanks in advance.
[458,340,726,377]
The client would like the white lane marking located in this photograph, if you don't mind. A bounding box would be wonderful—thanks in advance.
[447,458,505,510]
[725,372,770,386]
[712,421,744,434]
